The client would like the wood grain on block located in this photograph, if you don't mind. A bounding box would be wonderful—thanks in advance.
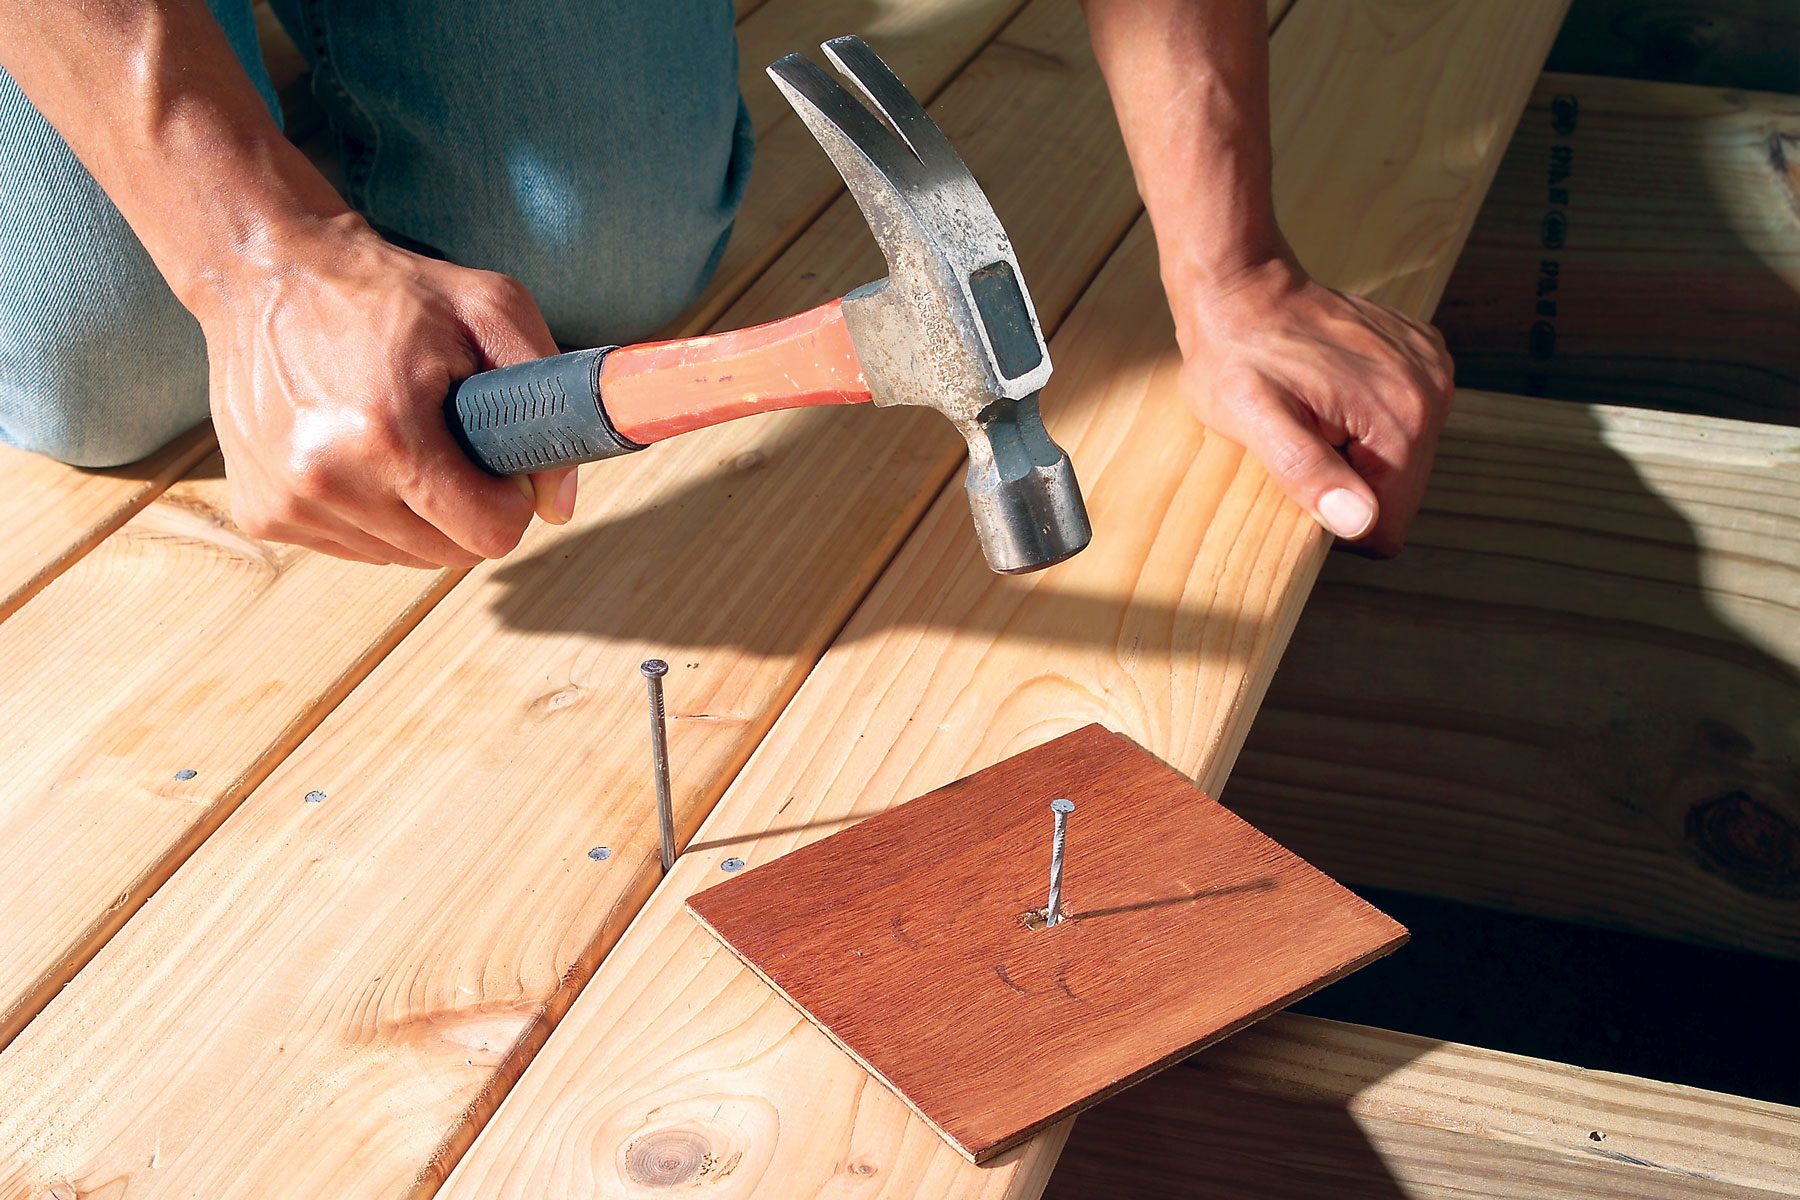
[1437,74,1800,425]
[688,725,1406,1162]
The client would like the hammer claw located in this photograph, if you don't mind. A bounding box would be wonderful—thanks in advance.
[765,53,928,197]
[820,36,965,180]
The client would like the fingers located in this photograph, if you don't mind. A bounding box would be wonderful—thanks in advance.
[395,424,540,560]
[1343,386,1449,557]
[454,268,559,367]
[1210,382,1380,542]
[1343,321,1454,556]
[240,506,441,569]
[450,268,577,524]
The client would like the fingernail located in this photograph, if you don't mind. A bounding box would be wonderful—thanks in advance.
[1318,488,1375,539]
[554,471,578,523]
[511,475,536,505]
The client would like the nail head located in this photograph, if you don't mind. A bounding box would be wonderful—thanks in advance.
[721,857,745,872]
[640,659,669,678]
[1050,798,1075,814]
[587,846,611,861]
[304,790,327,804]
[174,769,197,781]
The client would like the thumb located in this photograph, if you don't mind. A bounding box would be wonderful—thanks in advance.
[527,466,579,525]
[1222,394,1379,541]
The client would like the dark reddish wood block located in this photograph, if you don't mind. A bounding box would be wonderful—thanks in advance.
[687,724,1407,1162]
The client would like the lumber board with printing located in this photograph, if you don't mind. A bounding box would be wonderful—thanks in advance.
[0,0,1029,1051]
[1046,1015,1800,1199]
[0,2,1149,1193]
[1230,390,1800,958]
[1437,73,1800,425]
[436,2,1577,1195]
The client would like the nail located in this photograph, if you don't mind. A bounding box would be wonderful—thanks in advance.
[642,659,675,874]
[554,471,578,524]
[1318,488,1376,539]
[1046,798,1075,927]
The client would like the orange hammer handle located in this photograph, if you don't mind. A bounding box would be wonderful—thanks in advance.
[600,300,871,445]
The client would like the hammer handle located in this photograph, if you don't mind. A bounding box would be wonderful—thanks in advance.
[445,300,871,477]
[447,348,641,475]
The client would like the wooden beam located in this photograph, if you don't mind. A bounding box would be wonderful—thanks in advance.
[436,1,1572,1195]
[1437,73,1800,425]
[0,2,1150,1194]
[1046,1015,1800,1199]
[1229,389,1800,957]
[0,0,1028,1050]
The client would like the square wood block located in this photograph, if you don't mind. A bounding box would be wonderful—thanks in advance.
[686,724,1407,1162]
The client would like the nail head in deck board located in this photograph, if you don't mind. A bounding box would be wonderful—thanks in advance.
[686,725,1407,1163]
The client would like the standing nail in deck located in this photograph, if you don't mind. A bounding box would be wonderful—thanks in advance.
[641,659,675,873]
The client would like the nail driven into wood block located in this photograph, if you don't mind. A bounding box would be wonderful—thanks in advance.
[1046,798,1075,926]
[687,726,1409,1162]
[640,660,675,874]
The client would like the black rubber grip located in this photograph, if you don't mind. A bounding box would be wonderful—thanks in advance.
[446,347,644,475]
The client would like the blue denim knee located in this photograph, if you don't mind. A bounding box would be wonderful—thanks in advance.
[0,70,217,466]
[277,0,753,346]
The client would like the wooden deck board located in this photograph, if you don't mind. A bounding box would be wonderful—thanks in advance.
[1231,391,1800,957]
[0,427,212,623]
[436,1,1575,1195]
[0,1,1148,1193]
[1045,1016,1800,1199]
[0,0,1027,1052]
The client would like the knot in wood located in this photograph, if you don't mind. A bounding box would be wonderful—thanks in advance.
[1685,790,1800,899]
[624,1129,710,1187]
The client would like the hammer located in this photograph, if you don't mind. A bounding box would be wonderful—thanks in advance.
[446,36,1090,574]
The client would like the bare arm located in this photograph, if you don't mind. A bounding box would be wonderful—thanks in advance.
[0,2,572,564]
[1082,0,1453,553]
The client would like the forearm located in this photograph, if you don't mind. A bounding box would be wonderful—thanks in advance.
[1081,0,1284,335]
[0,1,351,316]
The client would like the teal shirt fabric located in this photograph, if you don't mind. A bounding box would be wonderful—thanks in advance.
[0,0,752,465]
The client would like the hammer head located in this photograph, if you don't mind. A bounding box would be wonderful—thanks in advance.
[768,37,1092,574]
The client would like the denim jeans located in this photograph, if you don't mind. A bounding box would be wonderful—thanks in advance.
[0,0,752,466]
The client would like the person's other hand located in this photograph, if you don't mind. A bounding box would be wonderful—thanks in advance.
[199,213,576,567]
[1174,256,1453,555]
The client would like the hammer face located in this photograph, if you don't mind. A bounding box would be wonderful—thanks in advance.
[963,394,1092,574]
